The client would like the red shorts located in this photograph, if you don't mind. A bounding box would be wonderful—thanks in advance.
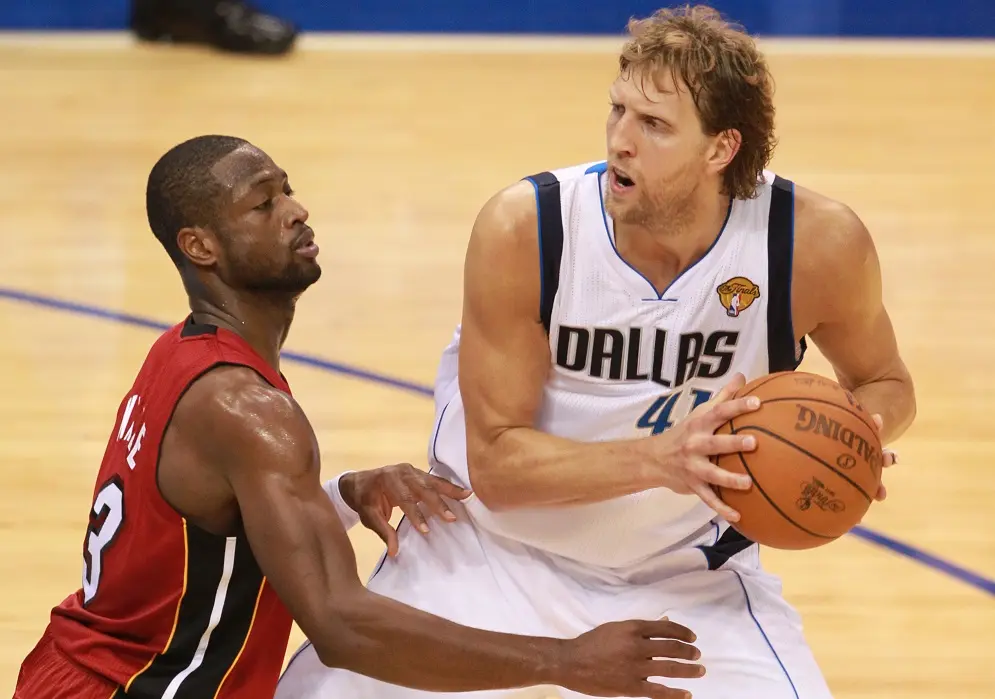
[14,629,120,699]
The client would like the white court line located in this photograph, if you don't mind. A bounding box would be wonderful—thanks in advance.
[0,31,993,57]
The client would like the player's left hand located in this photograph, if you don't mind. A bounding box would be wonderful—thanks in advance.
[870,414,897,502]
[341,464,472,557]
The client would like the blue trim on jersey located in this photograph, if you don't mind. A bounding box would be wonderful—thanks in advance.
[280,640,313,681]
[596,172,733,301]
[585,160,607,174]
[784,179,806,367]
[431,398,453,465]
[525,176,545,322]
[734,572,800,699]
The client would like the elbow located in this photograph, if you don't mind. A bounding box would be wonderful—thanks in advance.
[312,639,345,670]
[902,373,918,430]
[307,593,371,670]
[466,447,516,512]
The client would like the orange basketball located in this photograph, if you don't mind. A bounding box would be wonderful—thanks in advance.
[714,371,883,550]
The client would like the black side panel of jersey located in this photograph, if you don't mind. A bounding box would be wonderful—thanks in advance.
[767,175,807,372]
[698,526,756,570]
[123,527,264,698]
[701,175,806,570]
[524,171,565,335]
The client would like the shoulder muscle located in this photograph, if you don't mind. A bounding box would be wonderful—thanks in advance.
[174,364,315,480]
[792,185,881,334]
[463,179,542,322]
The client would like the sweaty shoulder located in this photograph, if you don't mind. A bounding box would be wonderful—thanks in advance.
[178,364,299,437]
[160,364,314,532]
[791,183,881,337]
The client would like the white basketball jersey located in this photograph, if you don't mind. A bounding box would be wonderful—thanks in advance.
[429,161,805,569]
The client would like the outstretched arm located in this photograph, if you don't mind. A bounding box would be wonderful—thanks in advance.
[177,366,703,697]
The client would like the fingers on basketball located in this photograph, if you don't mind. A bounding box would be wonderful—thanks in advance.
[690,480,741,522]
[711,371,885,550]
[690,372,744,416]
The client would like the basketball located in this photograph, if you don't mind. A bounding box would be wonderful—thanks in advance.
[714,371,884,550]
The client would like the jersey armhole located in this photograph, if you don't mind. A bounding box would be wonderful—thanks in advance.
[524,171,565,336]
[151,360,289,528]
[767,175,807,372]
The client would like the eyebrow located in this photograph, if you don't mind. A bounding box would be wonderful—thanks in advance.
[246,168,287,188]
[610,91,674,127]
[232,168,287,201]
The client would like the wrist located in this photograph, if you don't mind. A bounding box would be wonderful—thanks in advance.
[626,437,666,490]
[539,637,569,687]
[323,470,362,531]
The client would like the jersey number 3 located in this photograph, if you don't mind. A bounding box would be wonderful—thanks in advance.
[82,476,125,605]
[636,388,713,435]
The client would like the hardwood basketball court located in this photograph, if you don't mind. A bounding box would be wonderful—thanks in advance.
[1,32,993,698]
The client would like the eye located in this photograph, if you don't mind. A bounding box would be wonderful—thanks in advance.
[254,198,274,211]
[610,102,624,115]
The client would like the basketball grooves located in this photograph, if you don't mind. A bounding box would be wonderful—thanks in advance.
[737,372,784,397]
[733,425,875,503]
[734,450,835,540]
[753,395,878,434]
[726,415,835,539]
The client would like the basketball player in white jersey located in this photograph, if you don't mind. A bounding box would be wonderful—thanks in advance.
[278,5,916,698]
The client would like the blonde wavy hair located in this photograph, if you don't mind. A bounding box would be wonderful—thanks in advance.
[619,5,777,199]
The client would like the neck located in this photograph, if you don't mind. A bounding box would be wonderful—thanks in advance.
[614,188,732,289]
[186,282,296,372]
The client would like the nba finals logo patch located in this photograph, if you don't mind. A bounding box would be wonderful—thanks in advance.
[716,277,760,318]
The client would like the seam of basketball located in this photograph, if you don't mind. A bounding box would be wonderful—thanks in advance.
[732,450,835,540]
[753,396,878,434]
[739,372,785,397]
[732,425,874,503]
[727,413,837,541]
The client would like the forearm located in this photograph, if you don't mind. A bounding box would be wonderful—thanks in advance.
[470,426,658,510]
[850,375,916,444]
[321,590,564,692]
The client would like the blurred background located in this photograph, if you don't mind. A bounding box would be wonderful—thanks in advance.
[1,1,993,698]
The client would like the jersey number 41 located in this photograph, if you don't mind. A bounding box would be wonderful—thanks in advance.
[636,387,713,435]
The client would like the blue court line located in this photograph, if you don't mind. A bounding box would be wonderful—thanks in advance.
[1,285,992,599]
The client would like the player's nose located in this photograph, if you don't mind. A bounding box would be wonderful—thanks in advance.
[607,117,635,158]
[285,199,309,228]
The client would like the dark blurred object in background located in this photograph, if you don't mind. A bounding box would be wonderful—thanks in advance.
[130,0,297,55]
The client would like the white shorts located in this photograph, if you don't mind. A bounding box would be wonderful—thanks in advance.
[276,498,832,699]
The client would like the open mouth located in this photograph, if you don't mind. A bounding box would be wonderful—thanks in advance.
[611,166,635,191]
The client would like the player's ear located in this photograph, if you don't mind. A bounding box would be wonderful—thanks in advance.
[707,128,741,175]
[177,226,220,268]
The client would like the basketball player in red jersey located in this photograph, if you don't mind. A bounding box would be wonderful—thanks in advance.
[14,135,709,699]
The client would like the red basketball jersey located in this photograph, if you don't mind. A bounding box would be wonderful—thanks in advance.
[44,315,295,698]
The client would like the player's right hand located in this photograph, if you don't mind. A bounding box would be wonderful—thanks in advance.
[556,618,703,698]
[653,372,761,522]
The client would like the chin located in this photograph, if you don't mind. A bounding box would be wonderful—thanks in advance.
[605,199,641,224]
